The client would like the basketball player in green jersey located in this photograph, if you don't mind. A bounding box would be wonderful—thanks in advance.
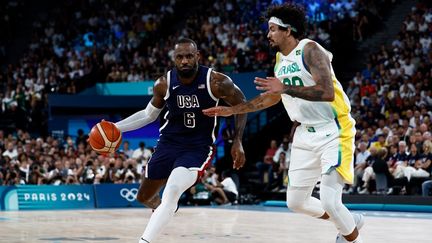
[204,3,364,243]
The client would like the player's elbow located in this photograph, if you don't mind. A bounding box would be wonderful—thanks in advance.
[323,92,334,102]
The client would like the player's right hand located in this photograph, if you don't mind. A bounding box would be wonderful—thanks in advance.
[202,106,233,117]
[255,77,285,95]
[231,140,245,170]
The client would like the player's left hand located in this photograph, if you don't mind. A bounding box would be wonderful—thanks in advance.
[231,140,245,170]
[255,77,284,95]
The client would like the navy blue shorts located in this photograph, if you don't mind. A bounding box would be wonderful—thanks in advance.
[144,143,215,180]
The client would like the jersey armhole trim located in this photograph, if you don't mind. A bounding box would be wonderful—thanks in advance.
[159,110,170,132]
[164,71,171,100]
[206,68,218,101]
[274,52,281,74]
[301,48,311,74]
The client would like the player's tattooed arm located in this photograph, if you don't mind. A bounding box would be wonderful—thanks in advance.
[207,72,281,116]
[231,94,280,114]
[210,71,248,169]
[284,42,334,101]
[255,43,333,101]
[210,71,247,141]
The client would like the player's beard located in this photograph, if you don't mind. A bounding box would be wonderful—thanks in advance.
[269,40,281,52]
[177,63,198,78]
[270,45,281,52]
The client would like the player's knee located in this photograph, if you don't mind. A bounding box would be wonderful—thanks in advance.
[286,196,305,213]
[320,197,337,215]
[287,202,305,213]
[162,184,182,201]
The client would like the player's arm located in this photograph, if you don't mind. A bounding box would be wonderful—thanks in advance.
[203,92,281,117]
[255,42,334,101]
[210,71,247,143]
[208,71,248,169]
[115,76,167,132]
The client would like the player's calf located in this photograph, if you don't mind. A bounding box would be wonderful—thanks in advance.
[137,194,161,210]
[335,213,364,243]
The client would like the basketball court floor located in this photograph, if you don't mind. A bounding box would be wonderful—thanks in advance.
[1,205,431,243]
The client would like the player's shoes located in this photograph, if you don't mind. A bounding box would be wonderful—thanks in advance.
[139,237,150,243]
[335,213,365,243]
[151,204,179,213]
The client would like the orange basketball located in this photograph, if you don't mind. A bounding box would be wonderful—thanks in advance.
[88,120,122,154]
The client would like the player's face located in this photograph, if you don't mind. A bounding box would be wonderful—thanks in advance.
[174,43,200,78]
[267,23,288,51]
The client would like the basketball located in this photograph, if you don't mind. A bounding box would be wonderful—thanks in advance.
[88,120,122,154]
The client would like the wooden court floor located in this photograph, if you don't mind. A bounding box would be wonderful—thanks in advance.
[1,206,432,243]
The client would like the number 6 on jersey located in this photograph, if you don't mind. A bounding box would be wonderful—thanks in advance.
[184,112,196,128]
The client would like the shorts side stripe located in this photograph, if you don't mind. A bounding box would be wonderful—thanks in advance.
[189,145,216,178]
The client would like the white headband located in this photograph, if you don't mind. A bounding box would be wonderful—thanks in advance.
[268,16,297,32]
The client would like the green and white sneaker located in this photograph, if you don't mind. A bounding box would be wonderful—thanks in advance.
[335,213,364,243]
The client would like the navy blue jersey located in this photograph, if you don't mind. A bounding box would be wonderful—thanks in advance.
[159,65,219,147]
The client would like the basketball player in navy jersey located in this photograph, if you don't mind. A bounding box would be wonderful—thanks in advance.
[114,38,247,243]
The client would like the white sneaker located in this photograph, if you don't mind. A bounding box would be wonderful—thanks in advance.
[335,234,346,243]
[139,237,150,243]
[335,213,365,242]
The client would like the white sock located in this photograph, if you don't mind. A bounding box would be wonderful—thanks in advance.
[139,238,150,243]
[140,167,197,242]
[320,170,356,235]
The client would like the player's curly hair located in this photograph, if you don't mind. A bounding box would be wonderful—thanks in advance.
[266,3,306,39]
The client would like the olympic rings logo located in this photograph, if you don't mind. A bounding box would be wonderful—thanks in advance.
[120,188,138,202]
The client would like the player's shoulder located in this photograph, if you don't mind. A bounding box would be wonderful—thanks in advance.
[156,74,168,82]
[302,39,319,51]
[154,75,168,86]
[153,75,168,96]
[304,40,333,62]
[209,69,232,84]
[208,69,236,98]
[302,39,330,55]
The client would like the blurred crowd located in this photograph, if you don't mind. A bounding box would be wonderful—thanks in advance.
[347,3,432,196]
[0,0,392,134]
[0,127,241,206]
[256,2,432,196]
[0,129,152,185]
[187,167,239,206]
[0,0,177,135]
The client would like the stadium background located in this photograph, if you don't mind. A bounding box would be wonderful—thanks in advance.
[0,0,431,211]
